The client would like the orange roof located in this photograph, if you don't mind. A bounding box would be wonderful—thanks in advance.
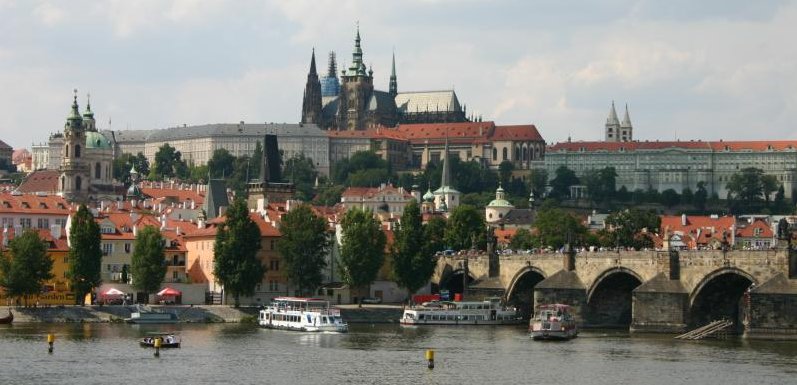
[16,170,60,194]
[0,192,71,215]
[735,219,774,238]
[549,140,797,153]
[660,215,734,247]
[397,121,495,143]
[326,127,408,141]
[491,125,544,142]
[1,227,68,251]
[140,186,205,205]
[494,228,518,245]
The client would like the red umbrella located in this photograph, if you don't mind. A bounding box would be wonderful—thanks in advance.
[156,287,182,297]
[102,288,125,297]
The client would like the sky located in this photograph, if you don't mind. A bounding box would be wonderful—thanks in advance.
[1,0,796,149]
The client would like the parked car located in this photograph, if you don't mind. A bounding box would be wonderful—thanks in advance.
[361,297,383,304]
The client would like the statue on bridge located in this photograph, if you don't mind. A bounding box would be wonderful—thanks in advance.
[777,218,790,240]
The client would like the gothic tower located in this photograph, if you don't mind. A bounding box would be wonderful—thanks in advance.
[389,52,398,97]
[59,90,90,202]
[604,101,621,142]
[337,26,374,131]
[301,48,323,125]
[320,51,340,97]
[619,103,633,142]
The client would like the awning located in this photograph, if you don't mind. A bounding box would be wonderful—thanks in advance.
[157,287,182,297]
[102,288,125,297]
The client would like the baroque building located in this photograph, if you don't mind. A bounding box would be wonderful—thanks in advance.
[302,27,469,130]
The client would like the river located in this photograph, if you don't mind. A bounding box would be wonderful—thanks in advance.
[1,324,795,385]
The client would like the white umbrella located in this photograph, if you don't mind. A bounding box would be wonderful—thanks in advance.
[103,288,125,296]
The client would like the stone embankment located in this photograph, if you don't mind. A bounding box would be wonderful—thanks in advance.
[0,304,403,324]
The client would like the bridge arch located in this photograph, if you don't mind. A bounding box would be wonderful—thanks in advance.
[438,268,475,298]
[585,267,644,328]
[505,266,546,319]
[688,267,756,330]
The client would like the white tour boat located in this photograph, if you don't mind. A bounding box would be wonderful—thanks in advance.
[529,304,578,341]
[258,297,348,333]
[400,297,520,325]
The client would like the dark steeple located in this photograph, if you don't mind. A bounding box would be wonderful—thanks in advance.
[301,48,323,125]
[389,51,398,97]
[327,51,337,78]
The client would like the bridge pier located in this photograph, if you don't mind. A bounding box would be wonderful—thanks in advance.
[630,273,688,333]
[745,273,797,340]
[534,270,586,325]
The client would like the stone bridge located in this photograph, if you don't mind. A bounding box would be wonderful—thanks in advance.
[433,247,797,339]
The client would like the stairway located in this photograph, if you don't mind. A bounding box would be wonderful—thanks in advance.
[675,319,734,340]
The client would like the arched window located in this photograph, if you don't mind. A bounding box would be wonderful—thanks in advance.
[502,147,508,161]
[95,163,101,179]
[514,146,520,160]
[65,144,69,157]
[492,148,497,161]
[75,145,81,158]
[523,146,529,161]
[75,176,82,191]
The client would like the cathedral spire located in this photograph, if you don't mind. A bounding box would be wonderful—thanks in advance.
[301,48,322,125]
[389,51,398,97]
[607,100,619,125]
[309,47,318,75]
[621,103,632,128]
[327,51,337,78]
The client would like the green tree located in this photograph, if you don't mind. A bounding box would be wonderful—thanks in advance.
[333,151,391,185]
[151,144,188,180]
[533,207,586,249]
[444,205,486,251]
[694,182,708,211]
[313,183,344,206]
[250,140,263,180]
[131,226,166,300]
[391,200,436,298]
[616,185,631,202]
[509,228,536,250]
[605,208,660,250]
[661,189,681,208]
[284,153,319,200]
[583,167,617,206]
[0,230,53,305]
[424,216,448,255]
[529,168,548,198]
[113,152,150,184]
[681,188,694,206]
[207,148,236,179]
[67,205,102,305]
[339,208,386,306]
[549,166,579,199]
[761,174,779,206]
[498,161,514,186]
[214,198,265,307]
[727,167,765,210]
[277,203,330,296]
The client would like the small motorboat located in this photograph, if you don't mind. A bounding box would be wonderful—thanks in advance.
[0,310,13,325]
[139,334,181,348]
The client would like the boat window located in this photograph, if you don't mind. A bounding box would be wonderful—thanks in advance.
[307,314,312,323]
[418,314,425,320]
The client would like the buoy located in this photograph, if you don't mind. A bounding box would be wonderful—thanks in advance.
[153,337,162,357]
[425,349,435,369]
[47,334,55,353]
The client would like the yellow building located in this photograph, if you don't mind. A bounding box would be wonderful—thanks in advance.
[0,227,75,305]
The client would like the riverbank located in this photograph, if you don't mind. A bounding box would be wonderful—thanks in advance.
[0,304,404,324]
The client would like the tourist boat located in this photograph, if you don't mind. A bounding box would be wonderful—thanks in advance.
[125,306,179,324]
[258,297,348,333]
[139,333,181,348]
[0,310,12,324]
[400,297,521,325]
[529,304,578,341]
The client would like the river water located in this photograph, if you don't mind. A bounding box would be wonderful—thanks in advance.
[1,323,795,385]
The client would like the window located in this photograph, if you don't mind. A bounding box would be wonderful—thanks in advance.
[75,176,82,191]
[492,148,497,161]
[502,148,507,161]
[172,271,178,280]
[65,144,69,157]
[37,218,49,229]
[95,163,101,179]
[20,218,32,228]
[102,243,113,255]
[270,240,276,250]
[74,145,81,158]
[55,219,66,228]
[125,243,131,253]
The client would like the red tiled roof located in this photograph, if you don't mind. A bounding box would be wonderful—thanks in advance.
[16,170,60,194]
[140,187,205,205]
[1,227,68,251]
[397,121,496,142]
[549,140,797,153]
[660,215,734,247]
[326,127,408,141]
[0,192,70,215]
[735,219,774,238]
[491,125,544,142]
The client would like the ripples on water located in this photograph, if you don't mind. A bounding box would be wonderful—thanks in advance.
[1,324,795,385]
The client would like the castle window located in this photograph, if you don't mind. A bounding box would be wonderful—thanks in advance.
[502,148,507,161]
[95,163,101,179]
[75,176,82,191]
[75,145,81,158]
[492,148,497,161]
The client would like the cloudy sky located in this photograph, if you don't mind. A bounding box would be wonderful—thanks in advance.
[1,0,796,149]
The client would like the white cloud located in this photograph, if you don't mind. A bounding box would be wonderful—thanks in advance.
[32,2,66,27]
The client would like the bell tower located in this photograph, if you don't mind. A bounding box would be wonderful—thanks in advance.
[59,89,90,202]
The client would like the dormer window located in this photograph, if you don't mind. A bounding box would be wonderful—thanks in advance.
[21,202,30,209]
[2,201,10,208]
[57,203,65,209]
[39,202,47,209]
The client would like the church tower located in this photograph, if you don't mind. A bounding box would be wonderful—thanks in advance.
[619,104,633,142]
[59,90,90,202]
[604,101,621,142]
[301,49,323,126]
[337,26,374,131]
[389,52,398,97]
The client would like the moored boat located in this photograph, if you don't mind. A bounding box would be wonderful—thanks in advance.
[258,297,348,333]
[529,304,578,341]
[400,297,520,325]
[0,310,12,324]
[125,305,179,324]
[139,334,181,348]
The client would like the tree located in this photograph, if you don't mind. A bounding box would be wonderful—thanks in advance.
[533,207,586,249]
[583,167,617,206]
[277,203,330,296]
[250,140,263,179]
[605,208,660,250]
[207,148,236,179]
[67,205,102,305]
[761,174,779,206]
[616,185,631,202]
[0,230,53,305]
[284,153,319,200]
[151,144,188,180]
[391,200,436,298]
[509,228,536,250]
[423,216,447,256]
[214,198,265,307]
[529,169,548,198]
[113,152,150,184]
[681,188,694,207]
[313,183,345,206]
[444,205,486,251]
[333,151,391,186]
[498,161,514,186]
[660,189,681,208]
[549,166,579,199]
[131,226,166,300]
[727,167,765,210]
[339,208,386,306]
[694,182,708,211]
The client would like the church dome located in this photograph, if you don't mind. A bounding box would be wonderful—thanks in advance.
[85,131,112,149]
[487,197,513,208]
[422,189,435,202]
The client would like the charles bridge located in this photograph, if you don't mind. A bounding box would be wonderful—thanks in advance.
[432,245,797,339]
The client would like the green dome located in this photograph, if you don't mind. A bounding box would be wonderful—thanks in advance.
[85,131,113,149]
[487,198,513,208]
[423,189,435,202]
